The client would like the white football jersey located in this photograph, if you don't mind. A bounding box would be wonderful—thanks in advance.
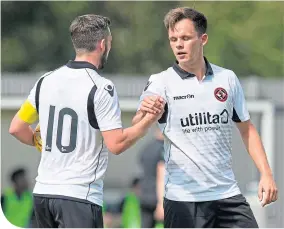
[139,57,250,202]
[28,61,122,206]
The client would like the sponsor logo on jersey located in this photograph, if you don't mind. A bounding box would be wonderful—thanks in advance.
[104,84,114,97]
[173,94,194,100]
[180,109,229,127]
[180,109,229,133]
[143,81,152,91]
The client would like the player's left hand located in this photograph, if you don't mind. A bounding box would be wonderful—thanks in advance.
[141,96,165,114]
[258,174,278,207]
[145,105,165,123]
[154,202,164,221]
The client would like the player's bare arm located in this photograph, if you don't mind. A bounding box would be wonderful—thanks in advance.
[9,100,38,146]
[154,160,165,221]
[132,110,146,126]
[102,109,164,155]
[132,96,165,125]
[141,96,165,114]
[236,120,278,207]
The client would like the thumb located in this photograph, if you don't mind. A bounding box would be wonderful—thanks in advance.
[158,96,164,103]
[258,184,263,201]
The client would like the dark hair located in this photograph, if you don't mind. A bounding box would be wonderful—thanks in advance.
[164,7,207,36]
[131,177,140,188]
[70,14,111,53]
[10,168,26,183]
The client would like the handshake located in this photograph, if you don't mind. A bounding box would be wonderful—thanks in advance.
[139,95,166,122]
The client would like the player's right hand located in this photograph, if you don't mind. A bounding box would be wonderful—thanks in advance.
[145,110,164,123]
[258,174,278,207]
[144,104,165,123]
[154,202,164,221]
[140,95,165,114]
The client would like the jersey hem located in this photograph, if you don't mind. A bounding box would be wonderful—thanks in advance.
[33,182,103,206]
[99,124,122,131]
[32,193,101,206]
[164,188,241,202]
[241,115,250,122]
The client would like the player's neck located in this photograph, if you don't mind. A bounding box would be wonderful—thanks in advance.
[179,56,206,81]
[74,54,101,69]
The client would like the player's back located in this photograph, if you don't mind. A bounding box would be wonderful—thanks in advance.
[33,62,118,205]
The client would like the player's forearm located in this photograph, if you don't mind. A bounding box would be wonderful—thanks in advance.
[9,125,35,146]
[132,110,146,125]
[156,161,165,205]
[241,123,273,176]
[9,113,35,146]
[111,115,155,155]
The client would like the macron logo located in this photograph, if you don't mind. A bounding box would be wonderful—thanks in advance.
[173,94,194,100]
[104,84,114,97]
[144,81,152,91]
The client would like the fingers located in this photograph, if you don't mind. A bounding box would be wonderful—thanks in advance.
[140,104,158,114]
[268,186,278,204]
[140,96,165,114]
[269,189,274,204]
[261,190,270,207]
[141,101,161,114]
[261,186,278,207]
[272,188,278,202]
[258,185,263,202]
[259,175,278,207]
[158,96,164,104]
[144,108,165,123]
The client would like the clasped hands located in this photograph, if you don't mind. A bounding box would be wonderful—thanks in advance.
[140,95,165,122]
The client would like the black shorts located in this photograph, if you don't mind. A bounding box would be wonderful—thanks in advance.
[164,194,258,228]
[33,195,103,228]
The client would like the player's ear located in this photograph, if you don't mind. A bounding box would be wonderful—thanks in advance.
[201,33,208,46]
[99,39,106,52]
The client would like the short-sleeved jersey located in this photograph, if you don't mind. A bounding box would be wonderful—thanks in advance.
[138,57,250,202]
[21,60,122,206]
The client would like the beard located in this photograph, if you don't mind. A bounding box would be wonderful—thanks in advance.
[98,44,109,70]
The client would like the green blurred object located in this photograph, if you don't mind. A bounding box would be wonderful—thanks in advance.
[155,221,164,228]
[102,202,106,214]
[1,1,283,77]
[121,191,141,228]
[2,188,33,228]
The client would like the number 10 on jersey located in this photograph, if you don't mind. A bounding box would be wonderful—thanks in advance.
[46,105,78,153]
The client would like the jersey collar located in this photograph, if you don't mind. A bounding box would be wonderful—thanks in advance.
[66,60,99,72]
[172,56,213,79]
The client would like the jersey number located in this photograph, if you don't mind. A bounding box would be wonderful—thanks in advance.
[45,105,78,153]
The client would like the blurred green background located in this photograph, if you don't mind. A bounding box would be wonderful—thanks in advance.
[1,1,284,77]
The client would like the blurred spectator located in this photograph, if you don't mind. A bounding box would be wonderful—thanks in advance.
[102,202,113,228]
[139,127,165,228]
[103,201,123,228]
[1,168,34,228]
[120,177,141,228]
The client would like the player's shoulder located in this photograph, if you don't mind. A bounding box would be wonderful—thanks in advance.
[95,76,115,89]
[148,68,171,82]
[31,70,55,88]
[93,76,116,99]
[210,63,237,80]
[39,71,54,80]
[37,65,66,81]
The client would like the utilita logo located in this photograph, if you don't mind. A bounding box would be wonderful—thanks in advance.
[180,109,229,127]
[173,94,194,100]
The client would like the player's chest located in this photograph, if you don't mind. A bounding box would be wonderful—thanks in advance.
[165,78,233,113]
